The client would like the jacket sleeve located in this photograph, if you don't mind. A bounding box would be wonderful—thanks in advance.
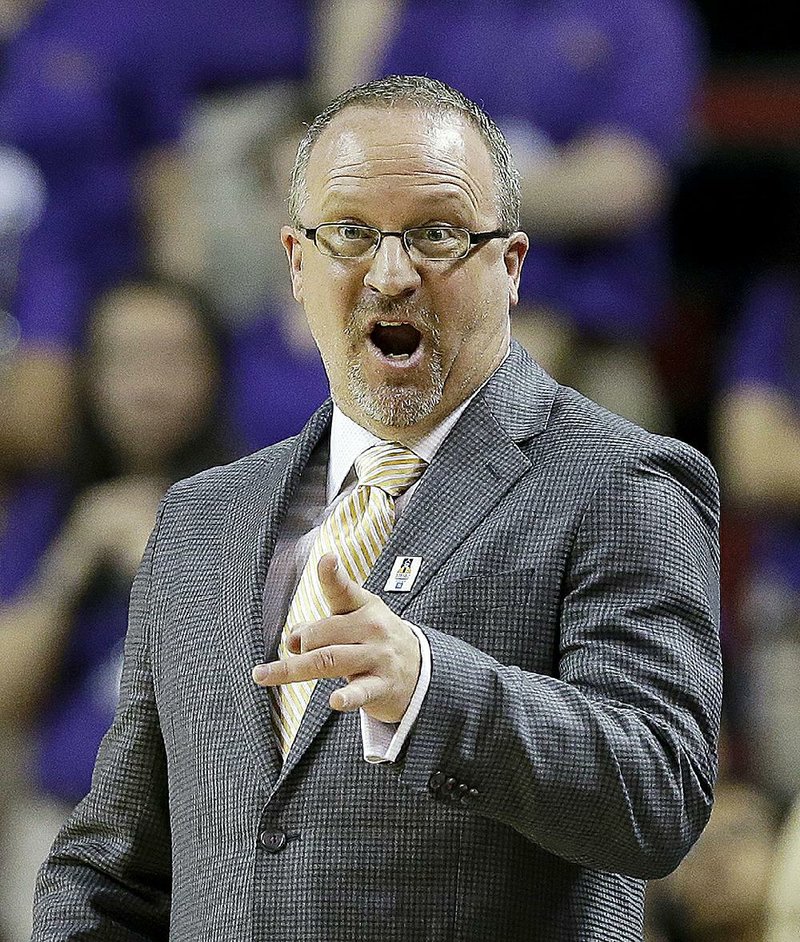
[32,498,172,939]
[398,440,722,880]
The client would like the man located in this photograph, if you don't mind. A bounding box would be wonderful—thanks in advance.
[32,75,721,941]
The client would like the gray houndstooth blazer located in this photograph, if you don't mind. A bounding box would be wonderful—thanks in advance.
[32,341,722,941]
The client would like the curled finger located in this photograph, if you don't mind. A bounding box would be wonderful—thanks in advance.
[329,674,389,713]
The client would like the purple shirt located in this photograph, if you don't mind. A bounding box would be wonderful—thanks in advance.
[34,576,129,803]
[0,473,122,803]
[225,310,330,454]
[723,271,800,594]
[378,0,704,339]
[0,0,310,349]
[0,473,67,603]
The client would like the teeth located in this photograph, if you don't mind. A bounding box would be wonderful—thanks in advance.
[377,321,406,327]
[386,353,410,360]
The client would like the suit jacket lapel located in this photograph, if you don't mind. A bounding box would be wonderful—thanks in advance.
[364,342,557,615]
[278,672,342,783]
[218,401,333,791]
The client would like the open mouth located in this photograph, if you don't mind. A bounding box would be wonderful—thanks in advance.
[369,321,422,361]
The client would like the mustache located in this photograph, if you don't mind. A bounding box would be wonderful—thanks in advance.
[347,297,440,337]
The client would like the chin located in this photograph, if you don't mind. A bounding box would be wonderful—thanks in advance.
[346,373,443,430]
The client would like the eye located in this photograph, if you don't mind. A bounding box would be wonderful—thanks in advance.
[338,225,373,241]
[420,227,451,242]
[315,223,378,257]
[413,226,463,246]
[407,226,468,259]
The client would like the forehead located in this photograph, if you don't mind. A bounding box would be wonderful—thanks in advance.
[304,105,497,223]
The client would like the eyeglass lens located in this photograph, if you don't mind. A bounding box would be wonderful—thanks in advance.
[314,224,470,260]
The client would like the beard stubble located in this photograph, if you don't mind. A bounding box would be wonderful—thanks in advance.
[343,297,445,429]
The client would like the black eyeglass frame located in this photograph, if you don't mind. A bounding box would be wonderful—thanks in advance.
[298,224,511,260]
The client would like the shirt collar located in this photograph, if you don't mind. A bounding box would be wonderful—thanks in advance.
[327,345,509,502]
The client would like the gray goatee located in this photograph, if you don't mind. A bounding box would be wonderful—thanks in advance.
[344,298,443,428]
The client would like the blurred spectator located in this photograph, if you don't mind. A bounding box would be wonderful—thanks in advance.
[145,90,330,453]
[178,82,304,320]
[0,0,310,469]
[313,0,402,104]
[220,109,329,452]
[0,472,68,607]
[172,89,329,452]
[765,791,800,942]
[0,0,42,38]
[650,779,780,942]
[225,304,330,453]
[714,269,800,804]
[0,142,58,624]
[0,277,228,940]
[0,144,44,321]
[324,0,706,431]
[0,142,46,494]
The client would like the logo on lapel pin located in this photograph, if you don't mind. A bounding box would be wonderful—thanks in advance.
[384,556,423,593]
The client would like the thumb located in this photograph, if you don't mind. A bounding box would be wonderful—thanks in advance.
[317,553,369,615]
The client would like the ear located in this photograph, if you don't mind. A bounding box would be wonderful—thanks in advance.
[281,225,305,304]
[504,232,529,308]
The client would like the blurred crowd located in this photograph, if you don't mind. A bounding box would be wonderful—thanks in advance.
[0,1,798,938]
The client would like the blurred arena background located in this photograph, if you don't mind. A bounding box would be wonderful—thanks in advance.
[0,2,798,939]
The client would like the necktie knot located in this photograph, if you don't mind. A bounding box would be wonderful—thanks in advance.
[354,442,427,498]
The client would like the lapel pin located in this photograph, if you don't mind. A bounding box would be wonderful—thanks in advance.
[384,556,423,593]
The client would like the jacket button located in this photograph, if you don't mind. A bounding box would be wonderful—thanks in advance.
[259,830,287,853]
[461,787,480,808]
[427,770,446,794]
[442,777,458,797]
[454,783,470,802]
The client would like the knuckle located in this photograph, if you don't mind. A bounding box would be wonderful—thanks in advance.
[365,613,386,639]
[315,648,337,674]
[386,650,401,675]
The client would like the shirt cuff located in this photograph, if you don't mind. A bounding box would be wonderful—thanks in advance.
[360,620,431,764]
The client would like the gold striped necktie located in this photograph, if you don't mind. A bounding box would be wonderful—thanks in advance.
[270,442,427,761]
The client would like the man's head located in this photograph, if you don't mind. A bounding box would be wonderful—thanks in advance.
[282,75,528,441]
[287,75,521,232]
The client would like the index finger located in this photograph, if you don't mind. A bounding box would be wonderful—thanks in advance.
[252,643,374,686]
[287,612,376,655]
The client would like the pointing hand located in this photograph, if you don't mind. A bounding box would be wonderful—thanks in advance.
[252,553,421,723]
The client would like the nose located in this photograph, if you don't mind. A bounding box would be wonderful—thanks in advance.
[363,234,421,298]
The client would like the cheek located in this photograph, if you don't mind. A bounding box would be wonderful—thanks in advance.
[169,364,216,421]
[301,269,360,340]
[434,274,504,336]
[303,305,346,373]
[300,247,350,289]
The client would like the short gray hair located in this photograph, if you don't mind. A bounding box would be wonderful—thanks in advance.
[287,74,520,231]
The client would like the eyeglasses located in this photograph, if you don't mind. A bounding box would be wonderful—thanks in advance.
[299,223,510,261]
